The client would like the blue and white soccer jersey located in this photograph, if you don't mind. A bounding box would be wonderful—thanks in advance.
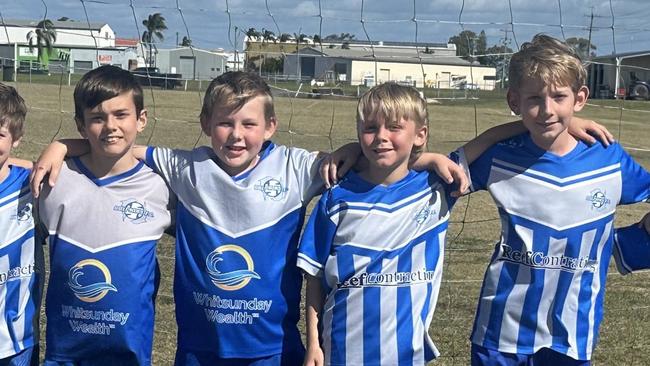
[297,170,456,365]
[145,141,322,360]
[456,133,650,360]
[613,224,650,275]
[0,166,41,359]
[39,158,172,365]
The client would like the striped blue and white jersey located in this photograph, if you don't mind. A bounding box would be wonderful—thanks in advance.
[456,133,650,360]
[39,158,172,365]
[297,170,456,365]
[613,224,650,275]
[145,141,322,359]
[0,166,41,359]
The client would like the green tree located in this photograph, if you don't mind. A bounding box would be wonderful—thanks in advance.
[181,36,192,47]
[483,44,514,87]
[448,30,487,64]
[279,33,291,43]
[141,13,167,67]
[565,37,596,60]
[261,29,276,44]
[26,19,57,68]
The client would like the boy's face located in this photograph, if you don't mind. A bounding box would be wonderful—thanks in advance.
[357,113,427,173]
[508,77,588,149]
[77,91,147,162]
[201,95,277,176]
[0,125,20,171]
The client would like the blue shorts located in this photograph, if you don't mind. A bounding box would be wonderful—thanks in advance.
[174,348,305,366]
[0,346,38,366]
[471,344,591,366]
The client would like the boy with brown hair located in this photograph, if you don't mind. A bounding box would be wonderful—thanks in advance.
[453,34,650,365]
[38,65,173,365]
[0,83,42,366]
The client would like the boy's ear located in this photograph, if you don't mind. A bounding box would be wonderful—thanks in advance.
[137,109,148,132]
[506,89,521,115]
[264,116,278,140]
[75,118,87,138]
[11,137,21,149]
[414,124,428,147]
[200,116,211,136]
[573,86,589,112]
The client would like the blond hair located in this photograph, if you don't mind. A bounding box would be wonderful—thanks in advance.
[0,83,27,140]
[357,82,428,158]
[509,33,586,92]
[200,71,275,124]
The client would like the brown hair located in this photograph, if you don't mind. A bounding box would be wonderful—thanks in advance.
[509,33,587,92]
[357,82,428,158]
[200,71,275,124]
[0,83,27,140]
[74,65,144,126]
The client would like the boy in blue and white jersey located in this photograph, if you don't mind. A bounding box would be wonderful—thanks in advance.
[0,83,42,366]
[38,66,173,365]
[298,83,462,365]
[453,34,650,365]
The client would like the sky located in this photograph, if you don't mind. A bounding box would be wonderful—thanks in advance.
[3,0,650,56]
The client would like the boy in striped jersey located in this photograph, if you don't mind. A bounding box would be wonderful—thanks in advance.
[453,34,650,365]
[0,83,42,366]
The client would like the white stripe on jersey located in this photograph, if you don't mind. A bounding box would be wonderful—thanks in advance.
[493,160,620,184]
[0,255,10,356]
[14,240,34,350]
[328,189,431,217]
[585,222,611,358]
[50,232,165,253]
[410,241,427,364]
[346,254,371,365]
[499,226,533,350]
[380,257,398,365]
[322,258,338,364]
[0,189,21,207]
[492,166,620,193]
[533,236,567,351]
[472,251,505,346]
[423,232,445,358]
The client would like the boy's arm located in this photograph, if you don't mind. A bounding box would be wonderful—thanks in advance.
[319,142,361,188]
[30,139,90,197]
[462,117,614,165]
[304,274,325,366]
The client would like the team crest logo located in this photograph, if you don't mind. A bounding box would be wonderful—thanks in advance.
[68,259,117,302]
[113,199,154,223]
[586,189,611,211]
[254,177,288,201]
[12,203,33,224]
[414,206,432,224]
[206,245,260,291]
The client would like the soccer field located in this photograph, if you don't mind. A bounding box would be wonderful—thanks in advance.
[12,82,650,365]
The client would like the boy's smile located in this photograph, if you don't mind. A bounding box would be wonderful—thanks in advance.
[202,95,276,177]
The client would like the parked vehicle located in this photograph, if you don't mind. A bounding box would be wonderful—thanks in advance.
[629,80,650,100]
[131,67,182,89]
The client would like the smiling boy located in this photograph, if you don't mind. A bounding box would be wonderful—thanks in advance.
[38,65,173,365]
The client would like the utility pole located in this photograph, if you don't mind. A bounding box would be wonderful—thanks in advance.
[587,7,594,60]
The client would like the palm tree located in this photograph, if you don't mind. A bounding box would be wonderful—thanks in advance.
[181,36,192,47]
[26,19,57,68]
[261,29,276,44]
[141,13,167,67]
[293,33,307,52]
[279,33,291,43]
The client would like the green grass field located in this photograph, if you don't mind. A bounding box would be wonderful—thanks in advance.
[10,81,650,365]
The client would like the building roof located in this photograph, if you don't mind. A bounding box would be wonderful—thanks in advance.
[294,47,484,67]
[592,50,650,61]
[1,19,108,31]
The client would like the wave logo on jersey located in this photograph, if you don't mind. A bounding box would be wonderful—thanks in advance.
[206,245,261,291]
[68,259,117,302]
[586,189,611,211]
[414,206,432,225]
[113,199,154,224]
[254,177,288,201]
